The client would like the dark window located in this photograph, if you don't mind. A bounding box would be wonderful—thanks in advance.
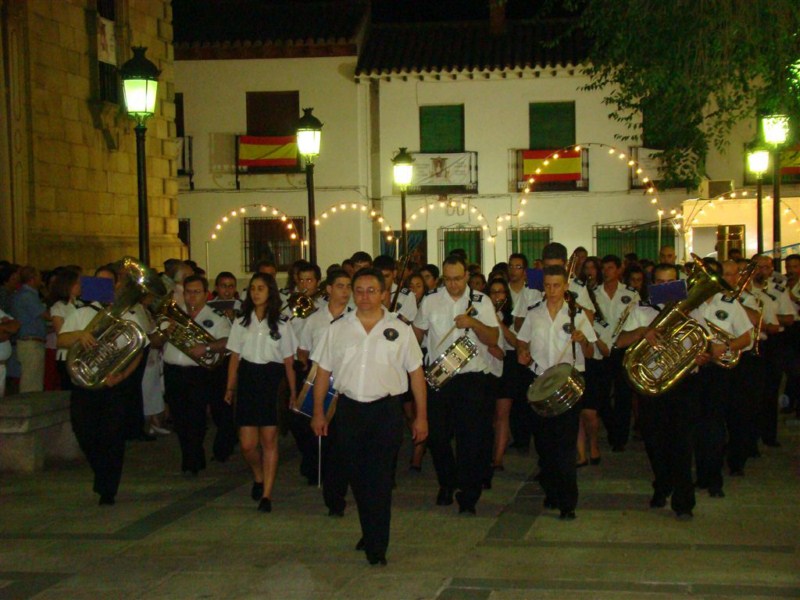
[96,0,118,104]
[175,93,185,138]
[246,91,299,136]
[440,227,482,267]
[529,102,575,150]
[178,219,191,257]
[420,105,465,153]
[243,217,305,272]
[508,227,552,263]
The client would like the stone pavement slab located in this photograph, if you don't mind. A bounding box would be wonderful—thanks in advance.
[1,417,799,600]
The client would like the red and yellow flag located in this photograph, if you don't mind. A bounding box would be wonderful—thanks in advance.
[522,149,581,182]
[238,135,298,168]
[780,145,800,175]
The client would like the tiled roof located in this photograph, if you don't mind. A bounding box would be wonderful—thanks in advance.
[355,19,588,76]
[173,0,367,49]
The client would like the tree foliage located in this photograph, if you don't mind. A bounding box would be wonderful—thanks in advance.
[555,0,800,188]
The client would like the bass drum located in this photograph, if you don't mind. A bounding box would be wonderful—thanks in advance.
[526,363,585,418]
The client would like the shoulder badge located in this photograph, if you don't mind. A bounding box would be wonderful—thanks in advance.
[202,319,214,328]
[562,323,574,334]
[383,327,399,341]
[715,309,729,321]
[470,293,483,303]
[621,295,632,304]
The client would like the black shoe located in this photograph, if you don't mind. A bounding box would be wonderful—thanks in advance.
[543,498,558,510]
[251,482,264,501]
[675,510,694,521]
[590,456,602,465]
[559,510,576,520]
[257,497,272,512]
[455,491,476,515]
[367,553,387,566]
[649,494,667,508]
[763,440,782,448]
[709,488,725,498]
[576,460,588,468]
[436,487,454,506]
[328,507,345,517]
[729,469,744,477]
[355,538,365,551]
[98,494,115,506]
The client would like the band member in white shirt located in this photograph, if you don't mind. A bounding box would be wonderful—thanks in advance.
[161,275,231,475]
[225,273,297,513]
[413,255,499,515]
[311,267,427,566]
[517,265,596,520]
[373,254,417,324]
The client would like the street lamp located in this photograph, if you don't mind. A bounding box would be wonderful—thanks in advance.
[297,108,323,265]
[392,147,414,258]
[762,114,790,269]
[120,47,160,267]
[747,149,770,254]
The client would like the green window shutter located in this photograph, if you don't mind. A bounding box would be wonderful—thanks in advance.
[529,102,575,150]
[444,229,481,265]
[420,105,464,153]
[510,228,551,262]
[635,225,675,261]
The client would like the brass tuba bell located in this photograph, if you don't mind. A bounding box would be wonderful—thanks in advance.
[623,255,731,396]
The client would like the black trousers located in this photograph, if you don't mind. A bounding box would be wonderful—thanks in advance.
[600,349,633,448]
[759,336,784,444]
[335,394,404,558]
[208,357,237,461]
[534,398,581,512]
[638,376,698,514]
[290,362,318,481]
[729,352,763,471]
[70,386,126,499]
[164,363,212,473]
[120,346,148,440]
[694,363,731,492]
[322,415,349,513]
[507,350,534,448]
[427,372,493,508]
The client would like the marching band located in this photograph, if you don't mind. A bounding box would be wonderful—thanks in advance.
[56,245,800,565]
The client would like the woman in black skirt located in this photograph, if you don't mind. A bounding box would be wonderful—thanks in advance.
[225,273,297,512]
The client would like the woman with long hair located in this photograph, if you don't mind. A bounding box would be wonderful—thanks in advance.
[225,273,297,513]
[47,268,81,390]
[576,257,606,467]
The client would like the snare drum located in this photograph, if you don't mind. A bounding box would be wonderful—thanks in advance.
[526,363,585,417]
[291,363,338,421]
[425,336,478,390]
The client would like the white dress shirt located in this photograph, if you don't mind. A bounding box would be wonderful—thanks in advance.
[163,304,231,367]
[226,312,297,364]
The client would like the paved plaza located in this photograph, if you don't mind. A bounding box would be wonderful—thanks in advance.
[1,415,799,600]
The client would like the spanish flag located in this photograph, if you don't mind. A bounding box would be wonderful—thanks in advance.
[780,146,800,175]
[238,135,298,168]
[522,149,582,182]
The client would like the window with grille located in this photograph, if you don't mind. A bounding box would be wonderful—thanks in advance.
[594,223,675,262]
[439,227,482,267]
[243,217,305,272]
[96,0,118,104]
[178,219,191,256]
[508,227,552,263]
[420,105,465,153]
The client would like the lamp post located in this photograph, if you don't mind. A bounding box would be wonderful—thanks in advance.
[392,148,414,258]
[762,114,790,269]
[747,149,770,254]
[120,47,160,266]
[296,108,323,265]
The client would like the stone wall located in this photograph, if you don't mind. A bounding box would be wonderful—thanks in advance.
[1,0,185,270]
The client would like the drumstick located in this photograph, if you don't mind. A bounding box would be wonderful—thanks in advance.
[434,305,477,353]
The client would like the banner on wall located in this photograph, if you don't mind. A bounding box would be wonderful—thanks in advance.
[405,152,478,195]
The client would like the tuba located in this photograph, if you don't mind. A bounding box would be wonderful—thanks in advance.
[67,257,167,389]
[706,260,757,369]
[623,255,731,396]
[154,297,225,369]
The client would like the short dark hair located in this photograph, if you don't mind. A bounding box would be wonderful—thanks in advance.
[447,248,468,261]
[785,253,800,263]
[342,258,355,268]
[601,254,622,268]
[421,264,439,279]
[325,269,351,287]
[508,253,529,268]
[353,267,385,291]
[215,271,237,286]
[297,262,322,281]
[542,242,568,262]
[183,274,209,292]
[163,258,182,277]
[373,254,397,271]
[653,263,679,279]
[94,264,117,282]
[442,254,467,272]
[350,251,372,265]
[543,265,568,280]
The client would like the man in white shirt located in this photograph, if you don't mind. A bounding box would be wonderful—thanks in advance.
[161,275,231,475]
[413,256,499,515]
[0,309,20,398]
[311,267,426,566]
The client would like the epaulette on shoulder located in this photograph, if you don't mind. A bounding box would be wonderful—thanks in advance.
[774,283,786,292]
[625,285,637,293]
[425,288,438,296]
[572,279,586,287]
[470,293,483,303]
[211,307,227,318]
[279,287,291,295]
[721,295,735,304]
[279,314,290,323]
[527,301,542,311]
[638,300,651,307]
[400,287,410,295]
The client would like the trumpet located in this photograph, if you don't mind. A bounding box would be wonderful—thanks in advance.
[284,288,325,319]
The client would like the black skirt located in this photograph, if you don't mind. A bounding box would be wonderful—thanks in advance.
[235,360,284,427]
